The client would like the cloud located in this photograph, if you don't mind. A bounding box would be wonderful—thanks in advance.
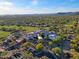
[31,0,38,5]
[0,6,54,15]
[0,1,13,6]
[0,1,54,15]
[0,1,14,14]
[54,7,79,12]
[0,5,79,15]
[0,0,79,15]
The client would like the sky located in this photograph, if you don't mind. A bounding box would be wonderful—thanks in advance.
[0,0,79,15]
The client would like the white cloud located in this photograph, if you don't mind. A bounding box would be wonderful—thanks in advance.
[0,0,9,1]
[31,0,38,5]
[0,1,14,15]
[0,5,79,15]
[0,6,54,15]
[0,0,79,15]
[0,1,13,6]
[0,1,54,15]
[54,7,79,12]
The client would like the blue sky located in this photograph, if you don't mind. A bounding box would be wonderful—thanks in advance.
[0,0,79,14]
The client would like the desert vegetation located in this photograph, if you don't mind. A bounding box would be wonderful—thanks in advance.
[0,15,79,59]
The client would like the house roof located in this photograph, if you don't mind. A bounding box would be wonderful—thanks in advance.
[0,47,5,52]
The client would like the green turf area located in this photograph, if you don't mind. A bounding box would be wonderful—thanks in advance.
[0,31,10,45]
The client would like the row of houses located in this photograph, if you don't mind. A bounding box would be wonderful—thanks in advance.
[0,30,58,59]
[24,30,56,41]
[25,23,49,27]
[2,30,57,50]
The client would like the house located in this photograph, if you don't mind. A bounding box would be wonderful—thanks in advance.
[26,34,34,40]
[6,39,12,43]
[16,40,22,43]
[41,31,49,38]
[33,51,44,58]
[2,38,15,49]
[76,47,79,52]
[0,47,5,52]
[7,43,20,51]
[31,50,57,59]
[43,31,49,37]
[2,42,9,49]
[8,53,23,59]
[27,47,35,52]
[37,34,43,40]
[33,34,38,39]
[13,30,23,39]
[16,38,23,43]
[24,34,38,44]
[48,32,56,40]
[34,30,42,34]
[67,35,75,40]
[7,34,13,40]
[13,53,22,58]
[0,57,5,59]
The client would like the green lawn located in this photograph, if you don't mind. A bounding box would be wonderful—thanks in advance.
[0,25,40,32]
[0,31,10,45]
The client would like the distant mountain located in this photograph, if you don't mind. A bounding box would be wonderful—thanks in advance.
[56,12,79,16]
[0,12,79,17]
